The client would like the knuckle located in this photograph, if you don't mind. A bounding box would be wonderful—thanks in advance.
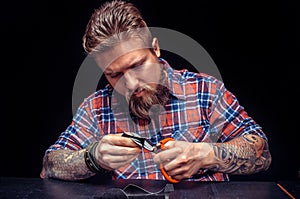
[179,155,189,163]
[98,145,107,154]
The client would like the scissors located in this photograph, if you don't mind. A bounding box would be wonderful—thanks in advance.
[122,132,180,183]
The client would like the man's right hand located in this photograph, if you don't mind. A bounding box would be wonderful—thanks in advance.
[94,133,142,170]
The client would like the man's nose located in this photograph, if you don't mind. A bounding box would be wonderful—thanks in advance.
[124,70,138,91]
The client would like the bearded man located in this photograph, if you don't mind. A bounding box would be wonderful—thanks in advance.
[40,0,271,182]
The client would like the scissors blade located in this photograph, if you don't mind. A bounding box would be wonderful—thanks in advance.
[122,132,156,152]
[143,140,156,152]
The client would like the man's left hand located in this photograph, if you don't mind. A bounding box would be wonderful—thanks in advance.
[153,140,214,180]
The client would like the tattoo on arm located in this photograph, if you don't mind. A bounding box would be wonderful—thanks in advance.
[209,134,272,175]
[42,149,95,181]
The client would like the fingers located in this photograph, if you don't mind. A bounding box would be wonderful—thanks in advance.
[102,133,139,147]
[161,140,175,149]
[158,155,198,181]
[100,153,139,169]
[98,144,141,156]
[95,133,142,170]
[98,133,142,157]
[102,153,139,164]
[164,164,198,180]
[153,141,203,181]
[153,146,181,164]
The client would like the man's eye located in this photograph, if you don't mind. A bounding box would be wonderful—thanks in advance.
[132,64,143,71]
[110,73,122,78]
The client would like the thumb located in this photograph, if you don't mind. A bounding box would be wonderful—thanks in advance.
[161,140,175,149]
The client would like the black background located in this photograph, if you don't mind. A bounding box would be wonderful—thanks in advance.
[1,0,299,181]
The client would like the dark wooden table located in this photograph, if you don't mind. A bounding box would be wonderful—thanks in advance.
[0,177,299,199]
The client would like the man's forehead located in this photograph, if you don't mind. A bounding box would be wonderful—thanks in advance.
[93,38,152,71]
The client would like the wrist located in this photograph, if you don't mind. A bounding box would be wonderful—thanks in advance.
[84,142,112,174]
[197,142,216,168]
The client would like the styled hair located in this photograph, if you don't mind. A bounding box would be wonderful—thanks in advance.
[82,0,152,54]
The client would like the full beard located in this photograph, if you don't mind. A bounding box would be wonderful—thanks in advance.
[126,83,170,120]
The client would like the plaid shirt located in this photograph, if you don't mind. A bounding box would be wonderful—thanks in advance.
[46,58,267,181]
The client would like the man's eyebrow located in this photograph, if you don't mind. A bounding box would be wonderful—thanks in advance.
[103,55,147,75]
[130,57,146,68]
[104,69,113,74]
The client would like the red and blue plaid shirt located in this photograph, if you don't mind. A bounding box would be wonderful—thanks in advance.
[46,58,267,181]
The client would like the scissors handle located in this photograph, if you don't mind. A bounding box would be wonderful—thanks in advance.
[159,137,174,150]
[159,138,180,183]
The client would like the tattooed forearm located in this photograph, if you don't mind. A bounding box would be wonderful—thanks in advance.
[40,149,95,181]
[209,134,272,175]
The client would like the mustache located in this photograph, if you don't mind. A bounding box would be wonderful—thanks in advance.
[125,84,156,102]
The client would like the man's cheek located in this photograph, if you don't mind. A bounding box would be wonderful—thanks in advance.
[115,86,127,96]
[109,79,127,95]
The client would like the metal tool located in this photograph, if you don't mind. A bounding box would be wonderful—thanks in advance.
[122,132,180,183]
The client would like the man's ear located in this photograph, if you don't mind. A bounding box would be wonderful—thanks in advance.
[152,37,161,57]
